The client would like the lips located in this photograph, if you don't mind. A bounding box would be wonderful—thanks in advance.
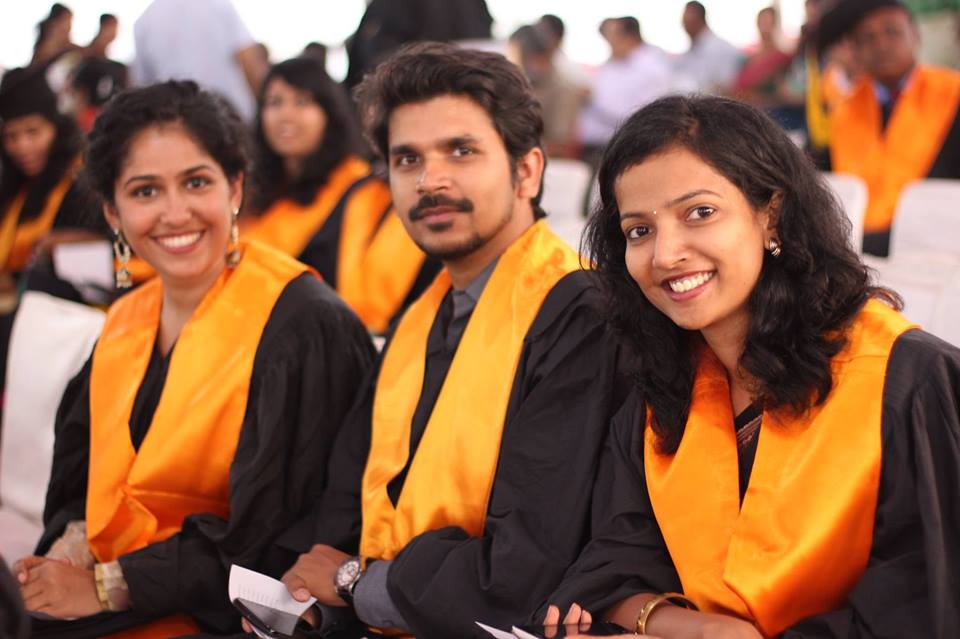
[665,271,715,293]
[154,231,203,250]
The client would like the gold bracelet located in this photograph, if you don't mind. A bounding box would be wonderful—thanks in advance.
[635,592,698,635]
[93,564,110,611]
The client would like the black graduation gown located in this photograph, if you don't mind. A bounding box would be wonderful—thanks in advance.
[308,269,631,639]
[0,562,28,639]
[30,273,376,638]
[537,328,960,638]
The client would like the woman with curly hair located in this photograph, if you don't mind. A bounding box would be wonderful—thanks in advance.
[540,95,960,638]
[245,57,438,333]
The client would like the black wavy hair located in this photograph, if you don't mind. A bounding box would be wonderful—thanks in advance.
[84,80,249,205]
[0,112,82,222]
[354,41,547,213]
[249,57,364,213]
[585,95,899,454]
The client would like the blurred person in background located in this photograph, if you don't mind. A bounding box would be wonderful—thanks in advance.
[30,4,77,70]
[15,80,374,638]
[508,25,584,159]
[579,17,672,165]
[245,58,437,333]
[674,1,742,94]
[822,0,960,256]
[69,57,127,133]
[84,14,118,60]
[343,0,493,88]
[734,8,795,110]
[0,68,105,409]
[536,14,590,90]
[132,0,268,121]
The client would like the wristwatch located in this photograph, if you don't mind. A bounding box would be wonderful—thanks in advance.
[333,555,365,606]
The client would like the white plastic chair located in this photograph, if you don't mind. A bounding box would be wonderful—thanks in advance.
[0,292,104,565]
[822,172,868,253]
[929,268,960,347]
[890,178,960,258]
[541,158,592,225]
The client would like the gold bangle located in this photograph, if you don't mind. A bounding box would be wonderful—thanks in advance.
[635,592,698,635]
[93,564,110,611]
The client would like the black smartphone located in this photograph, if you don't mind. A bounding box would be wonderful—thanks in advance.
[512,621,630,638]
[234,598,304,638]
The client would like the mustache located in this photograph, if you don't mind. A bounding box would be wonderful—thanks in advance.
[408,194,474,221]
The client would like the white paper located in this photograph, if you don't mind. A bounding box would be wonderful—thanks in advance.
[476,621,519,639]
[52,240,114,289]
[228,564,317,632]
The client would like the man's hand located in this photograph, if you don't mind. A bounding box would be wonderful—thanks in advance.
[282,544,351,607]
[14,555,102,619]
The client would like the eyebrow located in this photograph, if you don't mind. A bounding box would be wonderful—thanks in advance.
[619,189,722,220]
[388,134,482,157]
[122,164,216,189]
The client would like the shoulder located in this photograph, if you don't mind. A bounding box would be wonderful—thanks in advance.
[527,269,605,340]
[886,328,960,389]
[264,272,366,340]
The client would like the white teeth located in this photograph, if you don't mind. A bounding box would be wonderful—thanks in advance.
[157,232,201,249]
[668,271,714,293]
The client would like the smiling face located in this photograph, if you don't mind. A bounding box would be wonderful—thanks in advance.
[1,114,57,177]
[386,94,541,264]
[615,146,774,340]
[104,122,242,289]
[260,76,327,175]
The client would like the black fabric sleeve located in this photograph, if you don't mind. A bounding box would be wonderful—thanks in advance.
[784,329,960,638]
[383,273,631,638]
[0,550,30,638]
[36,355,93,554]
[532,391,681,623]
[115,275,375,633]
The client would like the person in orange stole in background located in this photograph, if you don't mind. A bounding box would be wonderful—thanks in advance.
[13,80,374,638]
[541,95,960,638]
[822,0,960,256]
[244,57,439,333]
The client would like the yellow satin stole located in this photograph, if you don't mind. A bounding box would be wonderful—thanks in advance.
[644,300,915,637]
[830,65,960,233]
[86,241,308,637]
[360,220,581,560]
[0,159,79,271]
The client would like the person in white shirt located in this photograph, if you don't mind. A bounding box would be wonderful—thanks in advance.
[675,0,743,94]
[131,0,267,121]
[578,17,672,152]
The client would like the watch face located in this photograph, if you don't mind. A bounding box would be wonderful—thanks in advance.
[335,558,361,589]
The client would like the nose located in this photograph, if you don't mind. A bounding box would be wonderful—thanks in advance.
[416,157,451,194]
[651,223,688,271]
[160,190,193,226]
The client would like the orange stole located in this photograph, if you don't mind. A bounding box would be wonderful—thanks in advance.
[644,300,915,637]
[241,156,380,259]
[337,209,427,334]
[0,162,78,271]
[360,221,580,559]
[830,65,960,233]
[87,241,309,636]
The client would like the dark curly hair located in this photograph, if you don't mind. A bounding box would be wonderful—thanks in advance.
[248,57,365,213]
[84,80,249,204]
[0,114,82,222]
[585,95,899,454]
[353,41,546,212]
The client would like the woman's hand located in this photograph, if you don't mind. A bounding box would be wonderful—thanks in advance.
[543,603,662,639]
[14,555,102,619]
[695,614,763,639]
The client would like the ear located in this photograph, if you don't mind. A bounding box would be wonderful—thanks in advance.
[515,147,545,201]
[228,171,245,213]
[761,191,783,242]
[103,201,120,233]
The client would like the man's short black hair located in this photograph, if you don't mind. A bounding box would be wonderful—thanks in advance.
[686,1,707,21]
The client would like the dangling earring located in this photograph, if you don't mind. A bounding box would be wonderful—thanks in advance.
[112,229,133,289]
[226,208,241,267]
[767,238,782,258]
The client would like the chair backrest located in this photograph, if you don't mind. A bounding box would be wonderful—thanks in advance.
[822,172,868,253]
[890,178,960,258]
[0,292,105,523]
[540,158,593,224]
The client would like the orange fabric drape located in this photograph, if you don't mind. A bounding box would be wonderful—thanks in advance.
[360,221,580,560]
[830,65,960,233]
[644,300,915,637]
[87,241,309,638]
[0,159,79,272]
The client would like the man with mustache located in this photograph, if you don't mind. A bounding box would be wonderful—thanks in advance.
[267,42,629,638]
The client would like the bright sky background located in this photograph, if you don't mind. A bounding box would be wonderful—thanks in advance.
[1,1,806,80]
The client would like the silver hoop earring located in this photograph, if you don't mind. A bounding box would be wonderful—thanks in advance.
[767,238,782,258]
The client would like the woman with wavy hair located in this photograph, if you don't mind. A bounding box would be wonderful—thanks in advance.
[540,95,960,638]
[245,57,438,333]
